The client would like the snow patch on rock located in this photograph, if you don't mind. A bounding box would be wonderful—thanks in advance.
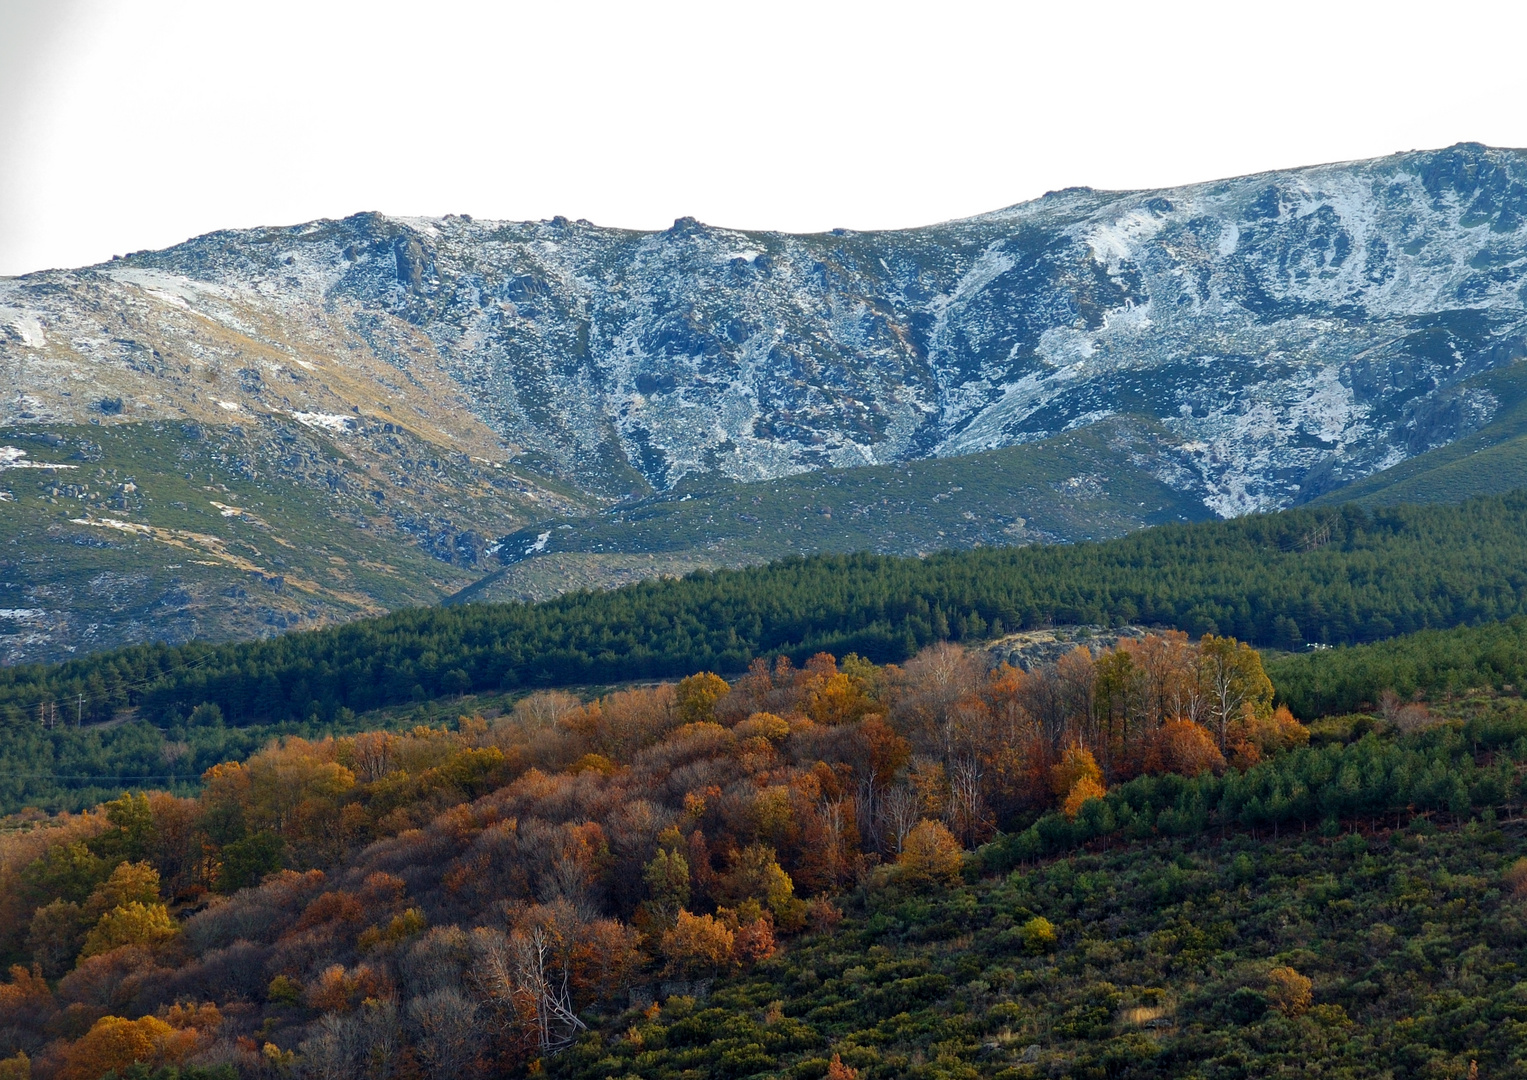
[293,411,357,433]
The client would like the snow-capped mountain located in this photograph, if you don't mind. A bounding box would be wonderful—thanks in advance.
[4,143,1527,663]
[10,142,1523,517]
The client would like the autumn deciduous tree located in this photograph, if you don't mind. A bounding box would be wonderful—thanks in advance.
[1020,916,1057,954]
[84,861,161,919]
[1051,747,1106,819]
[720,846,800,927]
[800,654,875,727]
[1140,720,1226,778]
[895,820,964,887]
[826,1052,859,1080]
[675,673,730,726]
[568,919,642,1002]
[0,965,53,1057]
[734,711,791,744]
[1049,746,1102,800]
[79,901,178,959]
[660,912,736,979]
[26,901,87,978]
[642,848,691,927]
[1227,703,1311,768]
[1266,966,1312,1017]
[53,1014,196,1080]
[1200,635,1274,751]
[729,913,776,964]
[1062,776,1107,820]
[306,963,385,1014]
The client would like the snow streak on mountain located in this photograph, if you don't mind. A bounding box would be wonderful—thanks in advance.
[12,143,1523,517]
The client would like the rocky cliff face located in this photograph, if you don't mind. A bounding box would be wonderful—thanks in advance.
[3,143,1527,661]
[10,142,1522,515]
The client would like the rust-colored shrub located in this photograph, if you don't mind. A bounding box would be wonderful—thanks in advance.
[1140,719,1226,778]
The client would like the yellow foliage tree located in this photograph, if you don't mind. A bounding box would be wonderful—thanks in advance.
[1062,776,1107,819]
[721,845,799,926]
[1198,635,1274,751]
[84,861,161,919]
[895,820,964,887]
[1050,746,1106,817]
[804,672,873,726]
[675,673,730,726]
[0,1052,28,1080]
[160,1001,221,1032]
[660,911,736,979]
[80,901,179,959]
[356,907,426,952]
[1049,745,1103,799]
[734,712,791,742]
[1020,916,1057,953]
[750,788,796,847]
[1266,966,1313,1017]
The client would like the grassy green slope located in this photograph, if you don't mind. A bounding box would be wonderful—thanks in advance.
[462,419,1211,604]
[0,422,588,662]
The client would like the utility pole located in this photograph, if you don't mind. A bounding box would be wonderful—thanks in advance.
[77,693,84,727]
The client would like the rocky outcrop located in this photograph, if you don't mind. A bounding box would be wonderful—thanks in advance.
[8,143,1525,518]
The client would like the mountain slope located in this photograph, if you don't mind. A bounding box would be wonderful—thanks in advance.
[6,143,1527,660]
[1308,356,1527,506]
[460,417,1213,606]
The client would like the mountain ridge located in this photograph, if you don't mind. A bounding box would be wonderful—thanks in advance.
[14,141,1527,509]
[6,142,1527,661]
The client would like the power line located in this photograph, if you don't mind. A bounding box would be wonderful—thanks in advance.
[0,772,201,782]
[4,647,225,718]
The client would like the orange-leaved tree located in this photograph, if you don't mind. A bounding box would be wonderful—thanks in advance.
[895,820,964,887]
[660,911,736,979]
[54,1014,198,1080]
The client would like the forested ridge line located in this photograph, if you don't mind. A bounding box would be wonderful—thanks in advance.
[7,491,1527,728]
[1267,615,1527,718]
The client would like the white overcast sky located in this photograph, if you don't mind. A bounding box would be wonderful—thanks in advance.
[2,0,1526,276]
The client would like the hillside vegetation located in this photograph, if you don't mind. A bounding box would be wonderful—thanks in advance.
[554,813,1526,1080]
[0,632,1524,1079]
[0,421,587,665]
[5,491,1527,734]
[462,418,1211,606]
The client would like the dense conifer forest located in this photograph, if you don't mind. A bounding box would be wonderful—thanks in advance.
[6,492,1527,740]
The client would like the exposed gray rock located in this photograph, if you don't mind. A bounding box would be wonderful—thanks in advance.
[6,144,1522,517]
